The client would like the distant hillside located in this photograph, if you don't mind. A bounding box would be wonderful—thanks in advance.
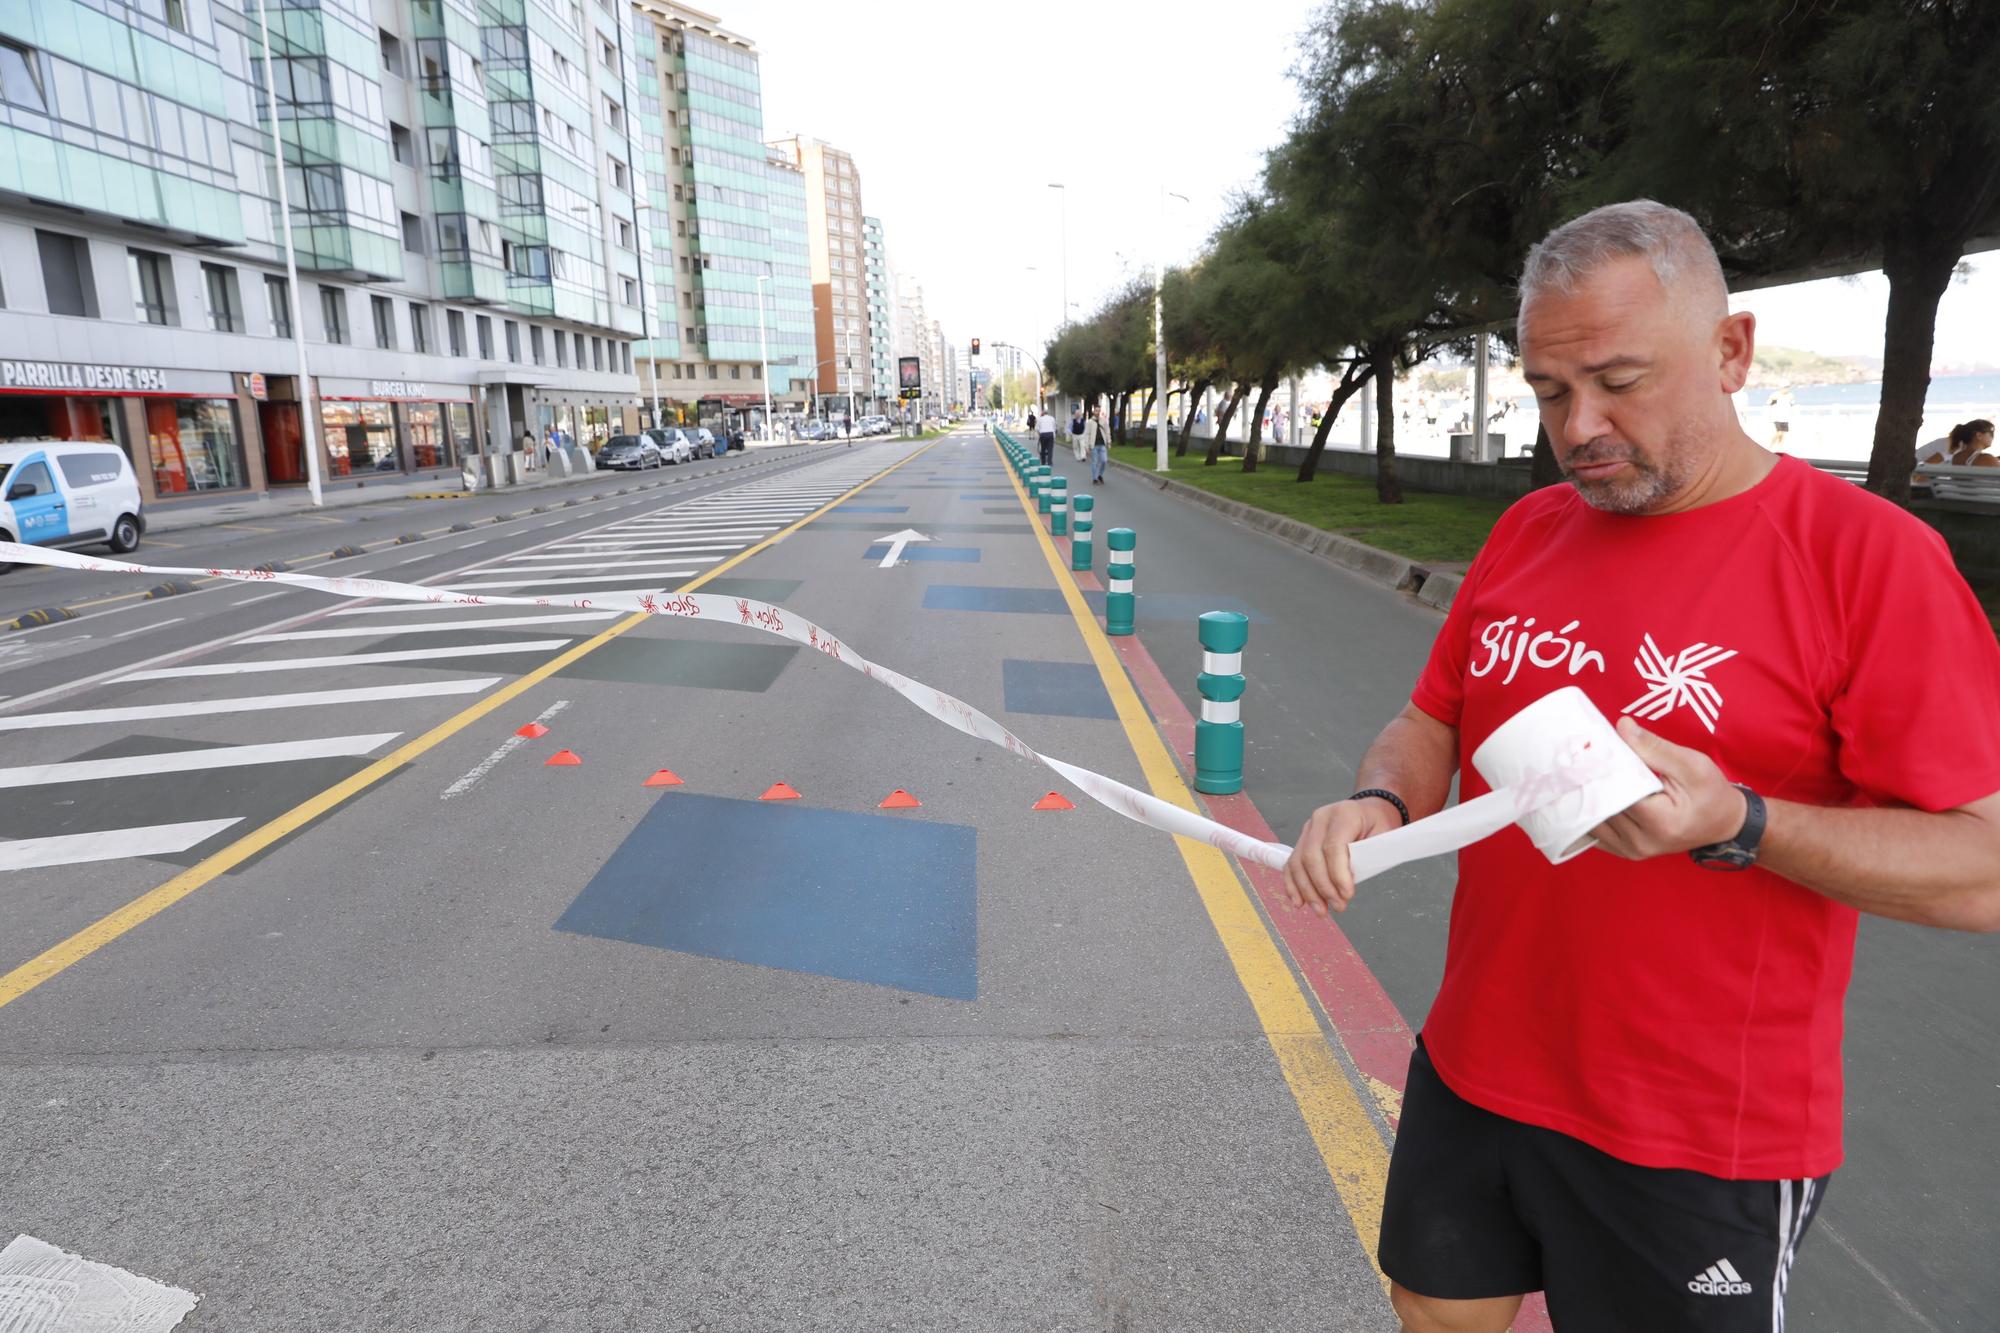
[1749,345,1874,387]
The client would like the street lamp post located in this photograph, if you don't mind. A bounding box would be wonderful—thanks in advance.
[1046,183,1068,332]
[755,273,772,442]
[255,0,324,507]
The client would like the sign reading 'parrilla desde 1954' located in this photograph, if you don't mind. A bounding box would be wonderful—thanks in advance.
[0,361,169,392]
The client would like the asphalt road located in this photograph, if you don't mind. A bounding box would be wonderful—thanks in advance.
[0,433,1392,1330]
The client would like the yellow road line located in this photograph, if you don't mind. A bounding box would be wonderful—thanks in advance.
[0,443,935,1012]
[998,436,1392,1279]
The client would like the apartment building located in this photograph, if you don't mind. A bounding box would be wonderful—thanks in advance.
[862,215,893,413]
[0,0,649,505]
[765,134,869,420]
[627,1,812,431]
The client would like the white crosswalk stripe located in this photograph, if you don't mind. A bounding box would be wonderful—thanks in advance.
[4,445,906,870]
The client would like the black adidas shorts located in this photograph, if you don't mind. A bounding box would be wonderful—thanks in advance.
[1379,1039,1831,1332]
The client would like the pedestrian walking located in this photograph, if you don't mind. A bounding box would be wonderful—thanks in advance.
[1037,408,1057,467]
[1283,200,2000,1333]
[1070,406,1087,462]
[1086,405,1109,484]
[518,426,535,469]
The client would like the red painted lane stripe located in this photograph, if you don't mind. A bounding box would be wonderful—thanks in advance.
[1064,527,1557,1331]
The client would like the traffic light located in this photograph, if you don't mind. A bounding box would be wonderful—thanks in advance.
[971,337,981,356]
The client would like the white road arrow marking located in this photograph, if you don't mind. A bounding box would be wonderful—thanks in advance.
[875,528,932,567]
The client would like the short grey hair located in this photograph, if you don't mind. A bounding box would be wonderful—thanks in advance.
[1519,200,1727,321]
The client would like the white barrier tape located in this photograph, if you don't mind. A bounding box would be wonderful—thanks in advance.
[0,545,1658,881]
[1199,699,1241,725]
[1202,651,1243,676]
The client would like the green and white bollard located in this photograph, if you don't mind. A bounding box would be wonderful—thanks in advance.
[1035,468,1054,515]
[1194,611,1250,794]
[1071,493,1095,571]
[1105,527,1136,635]
[1050,477,1069,536]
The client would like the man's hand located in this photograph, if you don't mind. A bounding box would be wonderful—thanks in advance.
[1283,796,1405,916]
[1588,717,1748,860]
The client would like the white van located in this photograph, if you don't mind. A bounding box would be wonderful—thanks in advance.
[0,440,145,568]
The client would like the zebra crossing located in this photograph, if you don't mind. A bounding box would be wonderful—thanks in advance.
[0,449,902,877]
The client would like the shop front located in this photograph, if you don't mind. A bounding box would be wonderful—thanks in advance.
[524,388,641,457]
[0,358,251,499]
[314,378,480,480]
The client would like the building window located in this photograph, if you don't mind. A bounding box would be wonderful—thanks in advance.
[530,324,544,365]
[389,122,413,165]
[605,97,622,132]
[706,364,718,380]
[476,313,493,358]
[164,0,188,33]
[202,263,242,333]
[266,275,291,337]
[621,277,637,305]
[683,325,694,342]
[600,38,616,67]
[129,249,177,325]
[371,294,396,349]
[0,39,45,112]
[590,337,603,371]
[410,302,430,354]
[730,364,741,380]
[554,330,568,368]
[678,256,689,273]
[504,320,520,361]
[616,218,632,249]
[146,399,245,493]
[610,159,628,190]
[37,229,97,317]
[621,343,631,373]
[672,183,683,201]
[447,308,466,357]
[401,212,424,253]
[379,29,403,76]
[320,286,348,344]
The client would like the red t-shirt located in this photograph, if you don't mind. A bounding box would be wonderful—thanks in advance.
[1411,454,2000,1180]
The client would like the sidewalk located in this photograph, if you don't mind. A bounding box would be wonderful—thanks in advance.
[141,441,825,538]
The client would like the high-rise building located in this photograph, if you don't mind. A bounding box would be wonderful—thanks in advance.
[0,0,649,504]
[627,1,811,432]
[862,216,893,413]
[766,135,869,420]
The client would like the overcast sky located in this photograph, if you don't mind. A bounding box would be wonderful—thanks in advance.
[727,0,2000,375]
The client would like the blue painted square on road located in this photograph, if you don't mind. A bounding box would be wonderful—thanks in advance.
[1002,659,1116,720]
[956,492,1015,501]
[835,504,908,513]
[861,545,981,563]
[922,585,1068,615]
[554,793,978,1000]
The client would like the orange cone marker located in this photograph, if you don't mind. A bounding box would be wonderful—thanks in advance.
[878,789,921,809]
[1031,791,1075,811]
[643,769,685,787]
[545,749,582,766]
[759,781,802,800]
[516,722,550,738]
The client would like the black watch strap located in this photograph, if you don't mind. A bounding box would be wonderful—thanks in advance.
[1350,789,1411,826]
[1690,785,1766,870]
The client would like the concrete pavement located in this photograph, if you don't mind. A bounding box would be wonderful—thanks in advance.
[0,431,1396,1329]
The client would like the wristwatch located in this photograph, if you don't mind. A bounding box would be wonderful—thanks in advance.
[1689,785,1766,871]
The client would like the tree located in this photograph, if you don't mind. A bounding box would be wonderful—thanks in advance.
[1592,0,2000,503]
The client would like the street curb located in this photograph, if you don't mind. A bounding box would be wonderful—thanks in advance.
[1106,455,1454,607]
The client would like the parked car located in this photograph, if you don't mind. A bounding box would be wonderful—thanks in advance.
[0,440,145,572]
[799,420,828,441]
[647,428,695,464]
[597,434,662,470]
[861,415,891,436]
[693,427,718,459]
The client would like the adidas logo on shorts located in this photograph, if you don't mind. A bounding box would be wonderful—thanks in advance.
[1687,1258,1754,1296]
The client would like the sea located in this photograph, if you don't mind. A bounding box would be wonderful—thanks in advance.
[1305,373,2000,463]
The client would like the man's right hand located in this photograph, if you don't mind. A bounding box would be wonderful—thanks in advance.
[1283,797,1404,916]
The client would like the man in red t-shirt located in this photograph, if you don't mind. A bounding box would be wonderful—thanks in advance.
[1283,200,2000,1333]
